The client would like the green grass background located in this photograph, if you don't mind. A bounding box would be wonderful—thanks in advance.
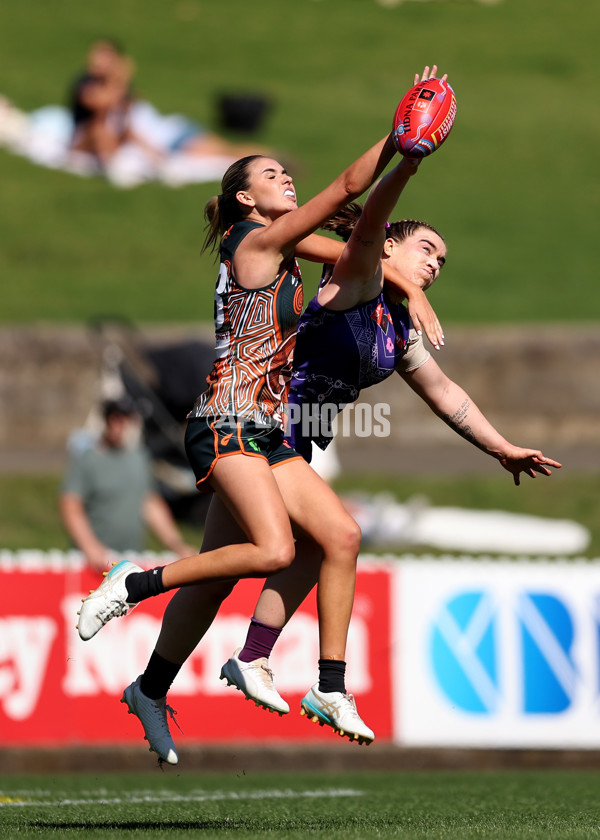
[1,0,597,553]
[1,0,599,324]
[2,471,598,556]
[3,770,600,839]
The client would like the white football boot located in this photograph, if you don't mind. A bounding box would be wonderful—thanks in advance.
[77,560,141,640]
[121,675,179,765]
[300,684,375,745]
[220,648,290,715]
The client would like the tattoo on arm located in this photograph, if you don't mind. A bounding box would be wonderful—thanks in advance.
[353,233,375,248]
[442,398,485,452]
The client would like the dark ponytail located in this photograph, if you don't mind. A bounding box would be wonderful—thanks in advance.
[321,202,363,242]
[202,155,265,254]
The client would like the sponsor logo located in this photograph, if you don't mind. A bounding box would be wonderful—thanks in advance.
[0,617,57,720]
[431,97,457,146]
[430,589,578,715]
[415,88,436,112]
[371,302,392,332]
[68,602,367,699]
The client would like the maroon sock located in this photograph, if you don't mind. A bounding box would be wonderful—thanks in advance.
[238,617,282,662]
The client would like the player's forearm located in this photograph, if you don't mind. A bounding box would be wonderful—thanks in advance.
[362,157,419,233]
[383,262,422,301]
[338,133,398,200]
[295,233,345,264]
[429,382,511,459]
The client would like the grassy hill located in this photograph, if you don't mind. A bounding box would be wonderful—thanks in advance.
[1,0,598,325]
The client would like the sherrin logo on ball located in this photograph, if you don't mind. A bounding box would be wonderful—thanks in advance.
[393,78,457,158]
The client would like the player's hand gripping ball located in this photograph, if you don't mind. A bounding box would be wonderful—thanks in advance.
[393,78,457,158]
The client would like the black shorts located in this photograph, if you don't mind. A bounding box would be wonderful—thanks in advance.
[185,417,303,493]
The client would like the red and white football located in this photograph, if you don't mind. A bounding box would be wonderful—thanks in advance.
[392,78,457,158]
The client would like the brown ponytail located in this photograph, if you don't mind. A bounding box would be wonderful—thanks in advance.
[202,155,265,254]
[321,202,363,243]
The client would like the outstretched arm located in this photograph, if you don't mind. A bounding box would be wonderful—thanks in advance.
[252,66,444,259]
[329,64,446,299]
[329,155,421,293]
[400,357,562,485]
[253,132,398,261]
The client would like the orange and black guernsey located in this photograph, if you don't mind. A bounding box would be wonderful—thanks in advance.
[189,221,304,429]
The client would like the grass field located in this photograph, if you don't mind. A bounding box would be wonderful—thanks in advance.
[3,769,600,839]
[1,469,598,556]
[1,0,599,324]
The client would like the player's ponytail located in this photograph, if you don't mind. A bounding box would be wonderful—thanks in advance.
[202,196,221,254]
[321,202,363,242]
[202,155,265,254]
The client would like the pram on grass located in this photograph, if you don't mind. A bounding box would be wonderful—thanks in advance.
[79,318,215,526]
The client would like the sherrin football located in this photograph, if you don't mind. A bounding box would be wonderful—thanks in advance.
[393,78,457,158]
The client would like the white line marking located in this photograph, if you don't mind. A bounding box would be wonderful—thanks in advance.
[0,788,363,807]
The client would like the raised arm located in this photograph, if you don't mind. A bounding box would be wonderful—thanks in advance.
[400,357,562,485]
[329,156,421,289]
[259,133,398,254]
[317,65,445,304]
[237,66,447,287]
[318,155,431,316]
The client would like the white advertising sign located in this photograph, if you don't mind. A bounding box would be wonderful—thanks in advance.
[393,558,600,748]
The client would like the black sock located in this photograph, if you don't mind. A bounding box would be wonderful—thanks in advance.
[318,659,346,694]
[140,650,182,700]
[125,567,165,603]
